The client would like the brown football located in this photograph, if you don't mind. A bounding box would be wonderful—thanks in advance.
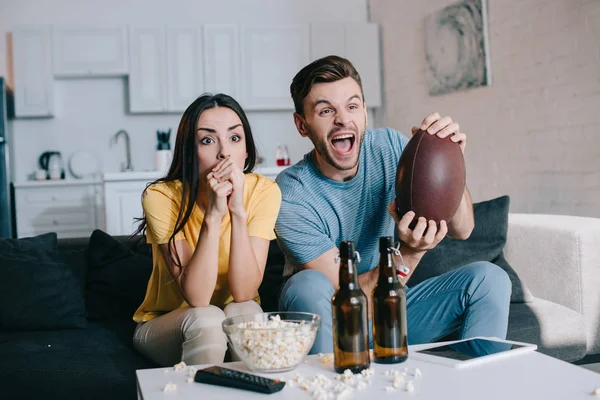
[395,129,466,229]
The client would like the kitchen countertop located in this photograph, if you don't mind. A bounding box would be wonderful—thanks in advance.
[14,166,289,187]
[103,170,164,182]
[13,178,102,188]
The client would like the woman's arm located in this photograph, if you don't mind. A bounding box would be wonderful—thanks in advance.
[158,213,222,307]
[228,213,270,302]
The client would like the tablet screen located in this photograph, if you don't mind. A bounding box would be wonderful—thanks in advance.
[415,338,526,361]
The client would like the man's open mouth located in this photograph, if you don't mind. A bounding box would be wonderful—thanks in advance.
[331,133,356,155]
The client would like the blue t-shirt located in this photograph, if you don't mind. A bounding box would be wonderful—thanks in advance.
[275,127,410,276]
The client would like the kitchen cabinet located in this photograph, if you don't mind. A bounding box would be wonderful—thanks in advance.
[129,26,205,113]
[203,24,240,99]
[167,26,205,111]
[13,181,103,239]
[11,22,383,117]
[309,23,382,108]
[12,26,54,117]
[52,26,129,77]
[128,26,167,113]
[240,25,310,110]
[103,172,160,236]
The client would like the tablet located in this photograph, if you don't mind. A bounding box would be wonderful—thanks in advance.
[410,337,537,369]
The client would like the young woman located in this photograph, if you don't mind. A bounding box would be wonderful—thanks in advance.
[132,94,281,367]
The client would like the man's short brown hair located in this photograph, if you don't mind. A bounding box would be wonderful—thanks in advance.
[290,55,364,115]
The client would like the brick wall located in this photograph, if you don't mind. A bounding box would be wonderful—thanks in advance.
[370,0,600,217]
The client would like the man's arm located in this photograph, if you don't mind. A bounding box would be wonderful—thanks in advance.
[446,187,474,240]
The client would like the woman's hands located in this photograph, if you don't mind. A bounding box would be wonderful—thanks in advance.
[206,157,247,219]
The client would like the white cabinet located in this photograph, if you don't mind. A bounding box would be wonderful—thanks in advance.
[14,183,102,238]
[167,26,204,111]
[52,26,128,77]
[12,26,54,117]
[129,26,205,113]
[128,26,167,113]
[309,23,382,108]
[204,24,240,99]
[103,179,151,236]
[240,25,310,110]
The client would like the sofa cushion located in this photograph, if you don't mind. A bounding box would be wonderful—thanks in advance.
[0,233,87,331]
[408,195,534,303]
[0,321,156,400]
[507,298,587,362]
[85,230,153,321]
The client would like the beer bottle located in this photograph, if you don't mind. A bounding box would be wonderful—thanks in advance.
[331,240,370,374]
[372,236,408,364]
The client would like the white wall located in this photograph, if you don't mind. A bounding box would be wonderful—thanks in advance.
[1,0,369,181]
[370,0,600,218]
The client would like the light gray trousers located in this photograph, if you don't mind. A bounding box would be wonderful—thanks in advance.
[133,301,262,367]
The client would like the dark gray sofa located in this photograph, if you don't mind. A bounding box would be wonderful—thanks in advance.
[0,233,285,400]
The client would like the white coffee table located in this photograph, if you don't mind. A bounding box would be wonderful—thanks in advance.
[136,345,600,400]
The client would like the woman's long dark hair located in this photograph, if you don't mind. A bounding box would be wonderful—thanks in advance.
[132,93,257,269]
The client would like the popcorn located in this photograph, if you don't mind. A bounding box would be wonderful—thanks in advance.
[173,361,186,371]
[593,388,600,397]
[163,382,177,392]
[321,354,334,365]
[186,377,194,384]
[226,315,317,371]
[187,366,197,377]
[392,375,405,388]
[405,380,415,393]
[290,370,373,399]
[385,386,396,392]
[414,367,422,378]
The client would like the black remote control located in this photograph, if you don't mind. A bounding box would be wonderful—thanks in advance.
[194,366,286,394]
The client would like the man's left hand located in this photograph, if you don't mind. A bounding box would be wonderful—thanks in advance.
[411,112,466,154]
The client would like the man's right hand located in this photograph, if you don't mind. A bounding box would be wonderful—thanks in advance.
[387,199,448,254]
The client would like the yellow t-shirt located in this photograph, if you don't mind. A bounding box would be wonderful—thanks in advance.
[133,173,282,323]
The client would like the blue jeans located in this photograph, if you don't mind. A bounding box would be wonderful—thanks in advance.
[278,262,511,357]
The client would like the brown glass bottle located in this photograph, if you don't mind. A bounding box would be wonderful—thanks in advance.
[331,240,370,374]
[372,236,408,364]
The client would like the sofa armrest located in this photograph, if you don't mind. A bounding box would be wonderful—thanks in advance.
[505,213,600,353]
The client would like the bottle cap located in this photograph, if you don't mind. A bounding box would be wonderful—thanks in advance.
[339,240,355,261]
[379,236,394,253]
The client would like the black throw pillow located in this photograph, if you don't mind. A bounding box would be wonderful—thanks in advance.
[85,230,153,321]
[0,232,87,331]
[407,195,533,303]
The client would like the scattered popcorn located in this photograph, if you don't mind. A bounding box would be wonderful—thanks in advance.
[288,369,375,399]
[173,361,186,371]
[226,315,317,371]
[318,353,324,357]
[593,388,600,397]
[360,367,375,378]
[392,375,405,388]
[385,386,396,392]
[187,366,197,377]
[321,354,334,365]
[405,380,415,393]
[414,367,422,378]
[163,382,177,392]
[186,377,194,384]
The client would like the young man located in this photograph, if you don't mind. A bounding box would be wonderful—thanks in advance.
[274,55,511,356]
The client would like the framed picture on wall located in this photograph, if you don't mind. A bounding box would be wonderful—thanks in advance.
[424,0,492,96]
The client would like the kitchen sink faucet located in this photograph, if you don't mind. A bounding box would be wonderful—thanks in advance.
[110,129,133,172]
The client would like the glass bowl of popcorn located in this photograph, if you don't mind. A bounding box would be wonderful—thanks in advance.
[222,312,321,373]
